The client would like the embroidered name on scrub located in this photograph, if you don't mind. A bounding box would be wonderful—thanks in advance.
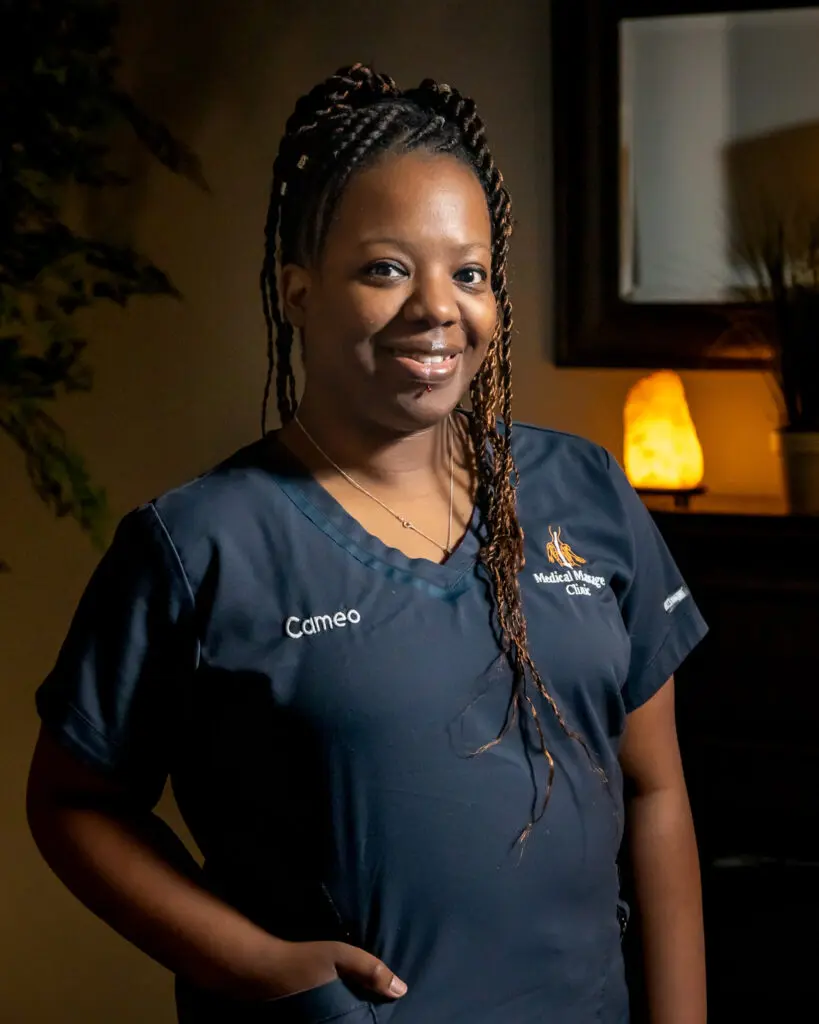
[285,608,361,638]
[533,568,607,596]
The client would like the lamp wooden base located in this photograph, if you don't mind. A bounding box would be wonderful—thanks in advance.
[636,486,707,510]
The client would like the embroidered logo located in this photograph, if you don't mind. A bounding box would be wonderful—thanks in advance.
[663,586,689,613]
[534,526,606,596]
[546,525,586,569]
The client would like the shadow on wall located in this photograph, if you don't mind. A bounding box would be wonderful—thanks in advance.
[83,0,308,243]
[724,119,819,283]
[87,0,541,243]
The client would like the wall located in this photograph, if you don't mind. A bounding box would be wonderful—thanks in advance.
[0,1,783,1021]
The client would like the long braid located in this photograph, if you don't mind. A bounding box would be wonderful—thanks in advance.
[259,66,602,837]
[261,65,401,432]
[260,149,297,431]
[414,81,603,837]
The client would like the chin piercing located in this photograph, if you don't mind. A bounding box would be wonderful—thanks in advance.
[425,384,432,393]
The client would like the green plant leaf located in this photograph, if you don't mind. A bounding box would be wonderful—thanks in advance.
[1,402,109,546]
[1,0,205,570]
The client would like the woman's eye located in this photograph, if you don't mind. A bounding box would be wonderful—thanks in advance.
[455,266,488,286]
[365,261,406,280]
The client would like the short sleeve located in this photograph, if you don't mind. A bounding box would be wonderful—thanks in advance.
[604,453,708,713]
[35,504,199,798]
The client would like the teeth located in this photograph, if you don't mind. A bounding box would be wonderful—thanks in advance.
[389,349,458,364]
[399,352,452,364]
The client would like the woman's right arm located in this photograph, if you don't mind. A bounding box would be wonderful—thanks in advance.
[26,726,407,1004]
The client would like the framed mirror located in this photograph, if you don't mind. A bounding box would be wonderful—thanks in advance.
[552,1,819,367]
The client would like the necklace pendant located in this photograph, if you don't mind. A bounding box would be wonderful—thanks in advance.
[292,411,454,557]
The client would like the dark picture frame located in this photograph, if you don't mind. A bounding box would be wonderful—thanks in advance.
[551,0,817,368]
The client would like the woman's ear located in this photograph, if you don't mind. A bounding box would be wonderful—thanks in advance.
[280,264,312,328]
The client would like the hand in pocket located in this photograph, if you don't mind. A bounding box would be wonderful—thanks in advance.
[263,939,408,1003]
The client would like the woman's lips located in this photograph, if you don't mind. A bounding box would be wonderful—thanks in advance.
[383,349,463,383]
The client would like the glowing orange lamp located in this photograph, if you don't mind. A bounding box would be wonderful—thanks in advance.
[624,371,706,508]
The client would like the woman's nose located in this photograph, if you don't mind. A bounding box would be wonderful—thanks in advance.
[402,271,459,328]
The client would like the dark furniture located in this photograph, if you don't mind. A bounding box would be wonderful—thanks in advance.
[629,498,819,1019]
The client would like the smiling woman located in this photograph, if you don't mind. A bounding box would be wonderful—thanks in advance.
[281,150,496,426]
[28,63,708,1024]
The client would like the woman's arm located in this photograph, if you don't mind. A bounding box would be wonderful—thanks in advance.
[26,726,407,1003]
[619,677,707,1024]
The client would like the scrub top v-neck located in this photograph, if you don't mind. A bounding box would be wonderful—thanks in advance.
[35,421,707,1024]
[269,430,483,595]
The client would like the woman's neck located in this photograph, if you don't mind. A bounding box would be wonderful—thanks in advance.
[281,396,459,491]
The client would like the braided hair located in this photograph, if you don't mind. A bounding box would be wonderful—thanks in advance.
[260,64,598,841]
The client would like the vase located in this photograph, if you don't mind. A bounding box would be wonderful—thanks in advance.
[779,431,819,514]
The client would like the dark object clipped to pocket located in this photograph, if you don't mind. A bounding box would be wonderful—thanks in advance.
[616,898,630,940]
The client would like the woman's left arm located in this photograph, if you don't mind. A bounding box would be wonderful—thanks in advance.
[619,676,707,1024]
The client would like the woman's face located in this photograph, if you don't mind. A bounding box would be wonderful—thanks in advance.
[282,150,497,434]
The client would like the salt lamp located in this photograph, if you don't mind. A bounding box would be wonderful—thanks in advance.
[624,371,704,492]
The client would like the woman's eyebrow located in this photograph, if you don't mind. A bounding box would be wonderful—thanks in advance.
[356,237,491,253]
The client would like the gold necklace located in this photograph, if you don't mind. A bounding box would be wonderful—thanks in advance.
[291,412,455,555]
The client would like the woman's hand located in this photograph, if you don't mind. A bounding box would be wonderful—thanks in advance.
[27,731,408,1010]
[240,938,408,1003]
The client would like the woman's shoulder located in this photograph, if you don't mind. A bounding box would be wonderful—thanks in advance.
[511,420,655,540]
[511,420,612,477]
[151,437,280,524]
[122,437,291,588]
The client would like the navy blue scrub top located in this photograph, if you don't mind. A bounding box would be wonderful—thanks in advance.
[36,421,708,1024]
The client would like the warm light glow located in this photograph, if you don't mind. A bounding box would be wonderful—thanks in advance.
[624,371,704,490]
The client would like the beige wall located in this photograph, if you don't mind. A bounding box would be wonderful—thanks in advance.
[0,2,782,1020]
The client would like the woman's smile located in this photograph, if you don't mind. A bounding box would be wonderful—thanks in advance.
[378,341,464,384]
[281,150,496,431]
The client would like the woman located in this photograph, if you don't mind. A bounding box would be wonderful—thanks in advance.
[27,65,707,1023]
